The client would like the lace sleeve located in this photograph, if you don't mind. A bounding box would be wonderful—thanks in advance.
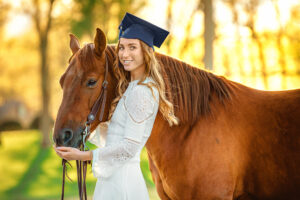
[123,85,159,143]
[87,122,109,147]
[92,138,140,178]
[124,85,157,123]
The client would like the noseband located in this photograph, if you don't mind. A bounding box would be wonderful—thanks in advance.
[61,54,109,200]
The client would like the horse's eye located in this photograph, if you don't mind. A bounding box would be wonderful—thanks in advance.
[86,79,97,88]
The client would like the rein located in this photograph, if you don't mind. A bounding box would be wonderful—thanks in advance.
[61,55,109,200]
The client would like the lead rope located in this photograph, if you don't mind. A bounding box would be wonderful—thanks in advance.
[76,160,81,199]
[83,160,88,200]
[61,157,88,200]
[80,122,90,200]
[61,159,66,200]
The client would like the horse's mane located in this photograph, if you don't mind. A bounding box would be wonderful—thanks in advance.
[80,44,231,125]
[156,53,232,125]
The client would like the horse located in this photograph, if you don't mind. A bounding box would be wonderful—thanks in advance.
[53,28,300,200]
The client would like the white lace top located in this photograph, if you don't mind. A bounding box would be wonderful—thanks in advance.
[88,77,159,178]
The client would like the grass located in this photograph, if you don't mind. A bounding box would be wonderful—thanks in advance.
[0,130,160,200]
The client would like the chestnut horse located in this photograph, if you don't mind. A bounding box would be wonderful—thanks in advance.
[53,28,300,200]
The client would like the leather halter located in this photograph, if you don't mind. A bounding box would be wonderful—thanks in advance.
[61,54,109,200]
[86,55,109,125]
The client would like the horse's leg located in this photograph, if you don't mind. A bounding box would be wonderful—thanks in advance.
[147,152,172,200]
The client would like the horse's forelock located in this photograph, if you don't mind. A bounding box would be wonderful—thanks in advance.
[76,44,117,76]
[77,43,98,72]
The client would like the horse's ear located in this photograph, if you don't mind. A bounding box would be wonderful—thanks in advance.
[69,34,80,54]
[94,28,107,57]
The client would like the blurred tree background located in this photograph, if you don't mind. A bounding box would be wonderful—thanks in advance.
[0,0,300,199]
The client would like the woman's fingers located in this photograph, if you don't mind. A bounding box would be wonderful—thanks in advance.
[55,151,69,160]
[54,147,81,161]
[56,146,72,151]
[55,149,63,156]
[54,148,67,158]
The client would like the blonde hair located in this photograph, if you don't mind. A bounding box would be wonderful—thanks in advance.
[109,40,179,126]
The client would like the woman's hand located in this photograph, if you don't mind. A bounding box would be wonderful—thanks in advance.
[54,146,93,161]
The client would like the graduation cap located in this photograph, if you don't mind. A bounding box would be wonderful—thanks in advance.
[118,12,169,48]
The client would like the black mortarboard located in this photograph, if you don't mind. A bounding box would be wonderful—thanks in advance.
[118,12,169,48]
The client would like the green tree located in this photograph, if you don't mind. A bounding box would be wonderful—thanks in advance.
[26,0,56,147]
[0,0,11,102]
[71,0,147,42]
[203,0,215,70]
[242,0,268,89]
[287,5,300,76]
[0,0,10,34]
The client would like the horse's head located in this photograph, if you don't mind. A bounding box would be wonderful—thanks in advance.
[53,28,115,148]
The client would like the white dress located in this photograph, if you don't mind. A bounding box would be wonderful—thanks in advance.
[88,77,159,200]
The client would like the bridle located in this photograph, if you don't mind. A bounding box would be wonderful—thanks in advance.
[61,54,109,200]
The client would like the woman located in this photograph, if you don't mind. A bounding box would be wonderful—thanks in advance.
[55,12,178,200]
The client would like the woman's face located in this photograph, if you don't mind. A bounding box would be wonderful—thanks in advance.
[118,38,145,73]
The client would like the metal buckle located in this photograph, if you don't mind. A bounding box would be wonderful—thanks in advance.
[82,123,90,151]
[102,80,108,88]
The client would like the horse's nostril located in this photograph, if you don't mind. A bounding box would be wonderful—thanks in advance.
[62,128,73,144]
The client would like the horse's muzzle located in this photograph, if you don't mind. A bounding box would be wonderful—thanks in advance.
[54,127,83,147]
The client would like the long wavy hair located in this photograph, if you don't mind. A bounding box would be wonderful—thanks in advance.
[109,40,179,126]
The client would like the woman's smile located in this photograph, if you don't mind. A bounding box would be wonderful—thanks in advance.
[123,60,133,64]
[118,38,145,80]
